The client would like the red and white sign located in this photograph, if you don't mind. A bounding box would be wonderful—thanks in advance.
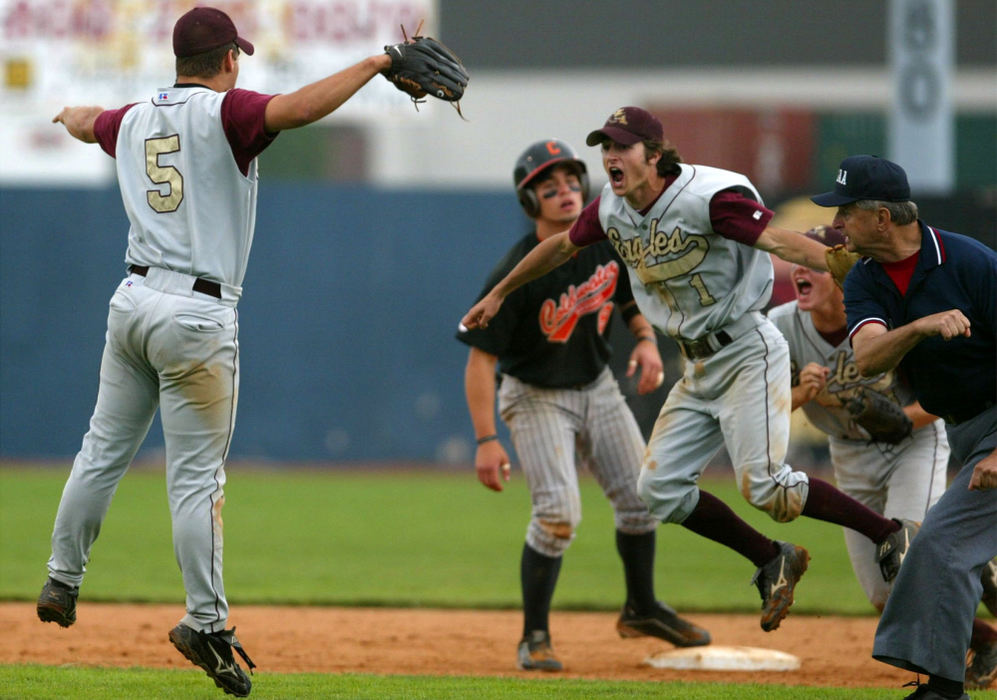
[0,0,436,183]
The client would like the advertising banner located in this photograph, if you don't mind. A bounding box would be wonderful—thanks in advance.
[0,0,436,184]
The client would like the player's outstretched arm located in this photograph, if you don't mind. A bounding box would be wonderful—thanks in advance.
[461,231,580,329]
[755,226,830,270]
[52,106,103,143]
[264,54,392,132]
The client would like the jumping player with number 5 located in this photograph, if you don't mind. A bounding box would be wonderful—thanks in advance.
[39,7,439,697]
[462,106,919,634]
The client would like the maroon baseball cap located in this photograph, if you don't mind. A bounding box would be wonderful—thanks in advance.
[173,7,254,58]
[585,106,664,147]
[804,224,847,247]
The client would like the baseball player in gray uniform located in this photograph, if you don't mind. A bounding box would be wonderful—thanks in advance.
[37,7,416,697]
[769,223,997,690]
[462,106,917,634]
[458,139,710,671]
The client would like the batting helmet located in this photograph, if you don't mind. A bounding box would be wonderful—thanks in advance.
[513,139,590,218]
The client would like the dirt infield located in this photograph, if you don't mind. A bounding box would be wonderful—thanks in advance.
[2,602,923,689]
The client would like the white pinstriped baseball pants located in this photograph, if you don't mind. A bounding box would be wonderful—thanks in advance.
[498,367,657,558]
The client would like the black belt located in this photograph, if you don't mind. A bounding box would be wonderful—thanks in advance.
[677,330,734,360]
[942,400,995,426]
[128,265,221,299]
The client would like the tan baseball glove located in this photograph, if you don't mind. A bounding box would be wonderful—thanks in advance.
[825,243,861,289]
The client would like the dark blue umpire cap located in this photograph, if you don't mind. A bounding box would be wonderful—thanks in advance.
[811,155,911,207]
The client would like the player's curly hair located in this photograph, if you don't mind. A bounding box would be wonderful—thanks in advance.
[176,42,239,79]
[643,139,683,177]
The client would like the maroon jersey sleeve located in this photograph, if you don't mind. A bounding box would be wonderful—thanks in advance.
[567,195,606,246]
[709,189,773,245]
[221,88,279,176]
[93,104,138,158]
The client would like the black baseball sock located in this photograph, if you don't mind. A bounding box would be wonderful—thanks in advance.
[520,543,562,637]
[927,674,964,698]
[801,477,898,543]
[680,489,780,568]
[615,529,657,613]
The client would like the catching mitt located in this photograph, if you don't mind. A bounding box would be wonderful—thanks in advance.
[845,387,913,444]
[383,26,468,114]
[825,243,861,289]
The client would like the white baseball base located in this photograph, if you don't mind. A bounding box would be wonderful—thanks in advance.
[644,645,800,672]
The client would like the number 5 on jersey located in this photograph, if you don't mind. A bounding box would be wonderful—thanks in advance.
[146,135,183,213]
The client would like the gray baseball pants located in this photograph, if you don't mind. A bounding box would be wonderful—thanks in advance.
[873,405,997,681]
[46,273,239,633]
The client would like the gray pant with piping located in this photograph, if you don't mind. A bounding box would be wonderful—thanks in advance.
[873,405,997,681]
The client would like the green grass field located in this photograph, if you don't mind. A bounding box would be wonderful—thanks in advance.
[0,463,871,612]
[0,665,919,699]
[2,463,994,699]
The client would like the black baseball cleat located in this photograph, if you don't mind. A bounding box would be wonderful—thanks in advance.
[752,541,810,632]
[516,630,562,672]
[169,623,256,697]
[616,601,711,647]
[901,681,970,699]
[36,577,78,628]
[876,518,920,582]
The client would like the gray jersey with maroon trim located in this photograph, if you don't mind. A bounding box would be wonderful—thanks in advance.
[115,87,260,289]
[768,299,918,442]
[44,84,273,636]
[598,163,773,340]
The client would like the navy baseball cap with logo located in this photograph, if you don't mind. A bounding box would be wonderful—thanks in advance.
[586,106,664,146]
[811,155,910,207]
[173,6,254,58]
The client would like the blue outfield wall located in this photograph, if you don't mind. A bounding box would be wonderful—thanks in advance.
[0,184,523,463]
[6,185,990,465]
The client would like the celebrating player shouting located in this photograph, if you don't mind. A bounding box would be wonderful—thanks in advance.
[461,107,917,634]
[458,139,709,671]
